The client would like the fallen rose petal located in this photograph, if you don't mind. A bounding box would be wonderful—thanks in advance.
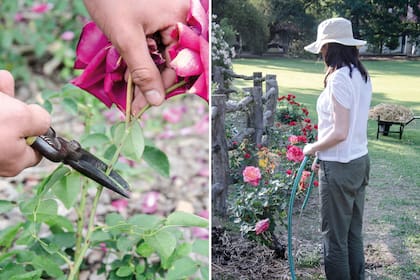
[111,199,128,213]
[141,191,160,214]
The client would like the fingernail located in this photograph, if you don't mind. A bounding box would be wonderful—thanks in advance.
[145,90,163,105]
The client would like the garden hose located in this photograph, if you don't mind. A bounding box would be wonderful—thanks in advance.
[287,155,316,280]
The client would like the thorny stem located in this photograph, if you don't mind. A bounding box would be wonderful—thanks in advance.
[74,179,88,265]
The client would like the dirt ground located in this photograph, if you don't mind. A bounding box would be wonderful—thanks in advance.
[212,157,420,280]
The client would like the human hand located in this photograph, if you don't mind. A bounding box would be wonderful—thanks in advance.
[83,0,190,114]
[311,158,320,172]
[303,143,316,156]
[0,70,51,177]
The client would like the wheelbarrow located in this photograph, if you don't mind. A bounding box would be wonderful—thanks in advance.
[376,116,419,140]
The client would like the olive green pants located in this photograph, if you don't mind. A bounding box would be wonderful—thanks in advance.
[319,154,370,280]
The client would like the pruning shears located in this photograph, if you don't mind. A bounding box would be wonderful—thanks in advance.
[26,127,130,198]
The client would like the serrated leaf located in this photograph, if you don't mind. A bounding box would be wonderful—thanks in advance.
[192,239,209,257]
[143,145,170,177]
[63,97,78,115]
[136,242,154,257]
[116,266,133,277]
[0,200,15,214]
[20,199,58,223]
[113,121,145,161]
[80,133,110,148]
[127,214,162,232]
[0,223,23,249]
[166,257,198,280]
[32,255,64,278]
[165,211,209,228]
[52,171,80,209]
[145,229,176,260]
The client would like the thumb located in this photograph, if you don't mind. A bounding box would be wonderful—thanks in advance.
[0,70,15,97]
[22,104,51,137]
[118,26,165,106]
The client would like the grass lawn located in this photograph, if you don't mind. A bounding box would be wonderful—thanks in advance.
[229,57,420,279]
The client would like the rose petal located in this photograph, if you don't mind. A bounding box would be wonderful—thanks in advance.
[170,49,203,77]
[176,23,201,52]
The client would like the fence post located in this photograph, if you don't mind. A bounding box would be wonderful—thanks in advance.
[211,94,229,216]
[251,72,263,145]
[265,74,279,127]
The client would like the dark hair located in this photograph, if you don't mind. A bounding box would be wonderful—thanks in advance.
[323,43,369,87]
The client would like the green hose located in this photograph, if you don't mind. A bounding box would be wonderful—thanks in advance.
[287,155,311,280]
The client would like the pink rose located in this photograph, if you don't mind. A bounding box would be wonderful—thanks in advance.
[286,145,304,163]
[31,3,53,14]
[288,135,299,144]
[255,218,270,235]
[242,166,261,186]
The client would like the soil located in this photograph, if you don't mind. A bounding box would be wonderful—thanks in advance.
[212,157,420,280]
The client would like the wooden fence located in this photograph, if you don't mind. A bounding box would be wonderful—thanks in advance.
[211,67,279,215]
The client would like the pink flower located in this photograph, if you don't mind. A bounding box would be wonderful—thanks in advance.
[31,3,53,14]
[286,169,293,175]
[71,0,208,113]
[111,199,129,213]
[61,31,75,41]
[192,209,209,239]
[242,166,261,187]
[297,135,307,143]
[286,145,304,163]
[141,191,160,214]
[255,218,270,235]
[288,135,299,145]
[14,13,24,22]
[314,180,319,187]
[299,170,311,191]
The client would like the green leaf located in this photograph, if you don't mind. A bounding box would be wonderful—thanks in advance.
[117,236,138,252]
[52,171,80,209]
[145,229,176,260]
[128,214,162,233]
[166,257,198,280]
[62,97,78,115]
[51,232,76,249]
[20,199,58,223]
[200,265,209,280]
[10,270,43,280]
[0,223,23,249]
[32,255,64,278]
[143,145,170,177]
[80,133,110,148]
[36,165,71,195]
[192,239,209,257]
[42,99,53,114]
[113,121,145,161]
[46,216,74,233]
[116,266,133,277]
[0,200,15,213]
[165,211,209,228]
[91,230,112,243]
[136,242,154,257]
[174,242,192,259]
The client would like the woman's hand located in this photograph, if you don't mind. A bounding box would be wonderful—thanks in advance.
[0,70,51,176]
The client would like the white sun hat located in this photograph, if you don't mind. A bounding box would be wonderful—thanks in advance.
[304,17,367,54]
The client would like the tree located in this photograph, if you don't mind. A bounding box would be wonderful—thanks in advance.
[213,0,269,54]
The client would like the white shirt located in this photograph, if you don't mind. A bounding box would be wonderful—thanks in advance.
[317,65,372,163]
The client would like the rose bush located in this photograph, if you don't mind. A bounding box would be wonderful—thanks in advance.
[229,94,318,252]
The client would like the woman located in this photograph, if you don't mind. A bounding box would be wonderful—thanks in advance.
[303,18,372,280]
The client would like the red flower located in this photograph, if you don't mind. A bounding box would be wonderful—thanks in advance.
[314,124,318,130]
[286,94,296,101]
[297,135,307,143]
[304,118,311,123]
[288,121,297,126]
[286,169,293,175]
[302,107,309,116]
[242,166,261,186]
[244,153,251,159]
[299,170,311,191]
[255,218,270,235]
[286,145,304,163]
[313,180,319,187]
